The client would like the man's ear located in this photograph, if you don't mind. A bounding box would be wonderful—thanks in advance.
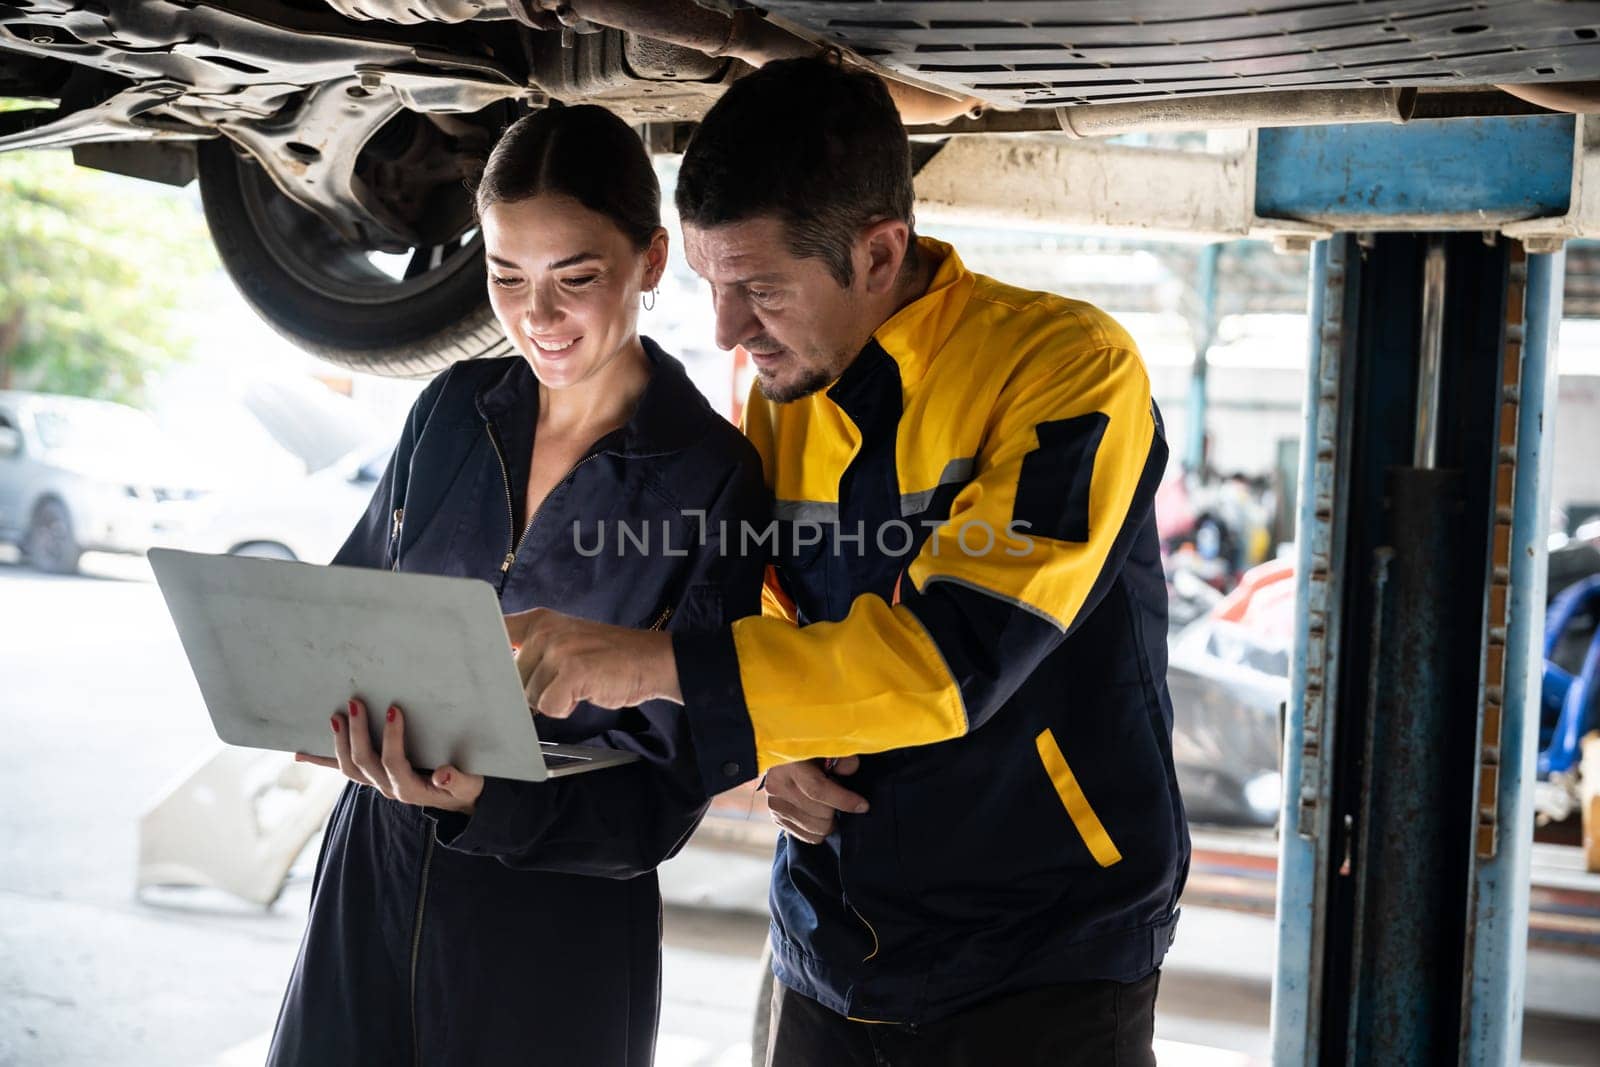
[858,218,912,295]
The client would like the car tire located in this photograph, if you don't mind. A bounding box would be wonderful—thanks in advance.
[195,139,512,379]
[23,499,81,575]
[230,541,298,561]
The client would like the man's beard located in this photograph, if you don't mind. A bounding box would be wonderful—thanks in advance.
[751,343,852,404]
[756,365,833,404]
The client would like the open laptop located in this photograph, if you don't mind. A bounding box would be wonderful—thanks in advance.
[147,548,639,781]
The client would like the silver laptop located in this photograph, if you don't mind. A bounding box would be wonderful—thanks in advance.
[147,548,638,781]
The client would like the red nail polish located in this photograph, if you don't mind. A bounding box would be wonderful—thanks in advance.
[386,706,397,723]
[331,716,341,734]
[349,700,360,718]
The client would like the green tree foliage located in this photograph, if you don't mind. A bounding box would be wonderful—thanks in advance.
[0,147,216,405]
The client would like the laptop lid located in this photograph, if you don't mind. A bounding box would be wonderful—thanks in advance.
[147,548,632,783]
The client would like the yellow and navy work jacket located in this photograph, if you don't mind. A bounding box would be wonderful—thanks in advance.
[674,239,1190,1024]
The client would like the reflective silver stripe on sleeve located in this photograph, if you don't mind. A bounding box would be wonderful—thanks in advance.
[899,456,976,517]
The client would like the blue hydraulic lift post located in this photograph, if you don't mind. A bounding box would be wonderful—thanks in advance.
[1461,249,1565,1067]
[1275,230,1538,1064]
[1186,242,1222,472]
[1272,233,1354,1064]
[1342,233,1503,1063]
[1260,114,1579,1063]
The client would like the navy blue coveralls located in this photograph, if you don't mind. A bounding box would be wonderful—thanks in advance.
[267,341,768,1066]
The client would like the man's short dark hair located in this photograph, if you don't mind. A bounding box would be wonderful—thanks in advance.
[676,57,915,287]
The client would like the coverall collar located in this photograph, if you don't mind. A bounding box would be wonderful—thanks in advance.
[472,335,705,457]
[870,237,977,387]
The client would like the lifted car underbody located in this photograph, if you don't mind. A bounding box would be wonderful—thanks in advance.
[3,1,1599,373]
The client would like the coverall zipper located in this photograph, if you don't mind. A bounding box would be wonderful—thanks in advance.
[409,830,435,1067]
[406,429,635,1059]
[486,424,603,588]
[389,508,404,571]
[391,496,432,1064]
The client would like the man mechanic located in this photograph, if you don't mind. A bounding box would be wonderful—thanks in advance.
[509,57,1190,1066]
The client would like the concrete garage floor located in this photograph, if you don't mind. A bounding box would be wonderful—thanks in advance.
[1,552,1596,1066]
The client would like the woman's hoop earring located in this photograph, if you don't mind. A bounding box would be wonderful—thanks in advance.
[641,288,657,312]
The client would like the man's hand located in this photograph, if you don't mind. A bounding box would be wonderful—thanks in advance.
[506,607,681,717]
[295,698,484,814]
[765,757,867,845]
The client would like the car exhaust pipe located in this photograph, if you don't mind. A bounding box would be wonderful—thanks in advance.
[513,0,983,125]
[1055,87,1421,138]
[1494,81,1600,114]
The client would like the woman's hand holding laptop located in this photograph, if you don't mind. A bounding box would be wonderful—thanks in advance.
[294,606,655,809]
[295,605,661,810]
[294,698,485,814]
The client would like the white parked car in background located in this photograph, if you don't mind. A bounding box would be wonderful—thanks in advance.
[0,391,212,574]
[184,442,391,565]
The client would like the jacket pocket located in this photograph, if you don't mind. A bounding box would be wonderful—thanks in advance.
[1034,727,1123,869]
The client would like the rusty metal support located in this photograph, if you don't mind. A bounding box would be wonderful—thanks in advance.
[1346,465,1473,1061]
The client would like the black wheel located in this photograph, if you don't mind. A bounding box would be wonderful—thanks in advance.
[24,499,80,575]
[195,133,513,379]
[231,541,297,561]
[750,940,774,1067]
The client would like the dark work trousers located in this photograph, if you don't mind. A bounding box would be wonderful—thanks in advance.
[765,972,1160,1067]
